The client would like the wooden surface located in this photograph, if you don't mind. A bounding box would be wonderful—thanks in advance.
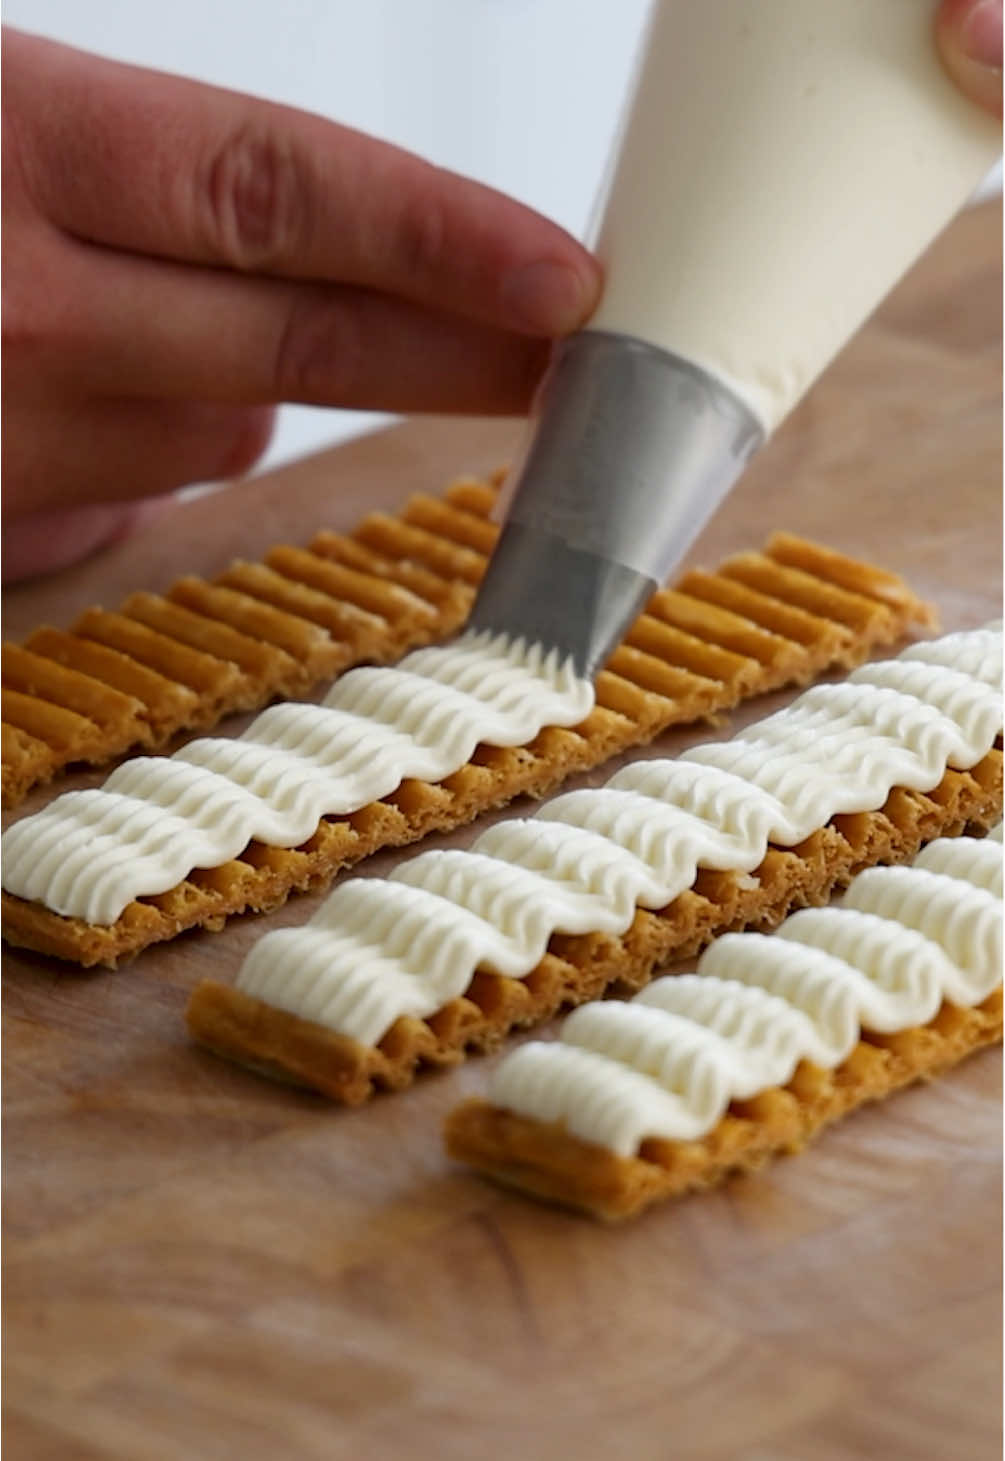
[3,201,1002,1461]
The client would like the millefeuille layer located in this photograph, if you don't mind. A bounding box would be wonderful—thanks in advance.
[3,475,502,809]
[445,830,1003,1220]
[1,528,933,968]
[2,472,930,811]
[184,626,1003,1106]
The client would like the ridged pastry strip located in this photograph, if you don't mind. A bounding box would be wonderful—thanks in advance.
[182,627,1003,1103]
[445,834,1003,1219]
[484,839,1002,1152]
[1,471,934,809]
[186,762,1002,1107]
[208,630,1003,1043]
[2,536,934,968]
[2,632,592,926]
[0,476,498,808]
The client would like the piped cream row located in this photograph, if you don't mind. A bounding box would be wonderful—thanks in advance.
[481,832,1002,1158]
[0,631,593,925]
[231,625,1001,1050]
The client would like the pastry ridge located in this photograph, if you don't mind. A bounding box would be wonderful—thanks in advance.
[443,990,1002,1222]
[445,831,1003,1219]
[185,751,1003,1105]
[1,475,503,807]
[2,523,936,966]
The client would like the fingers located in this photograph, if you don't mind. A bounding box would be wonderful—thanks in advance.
[936,0,1003,117]
[1,499,171,583]
[6,29,602,337]
[2,395,275,516]
[27,230,554,414]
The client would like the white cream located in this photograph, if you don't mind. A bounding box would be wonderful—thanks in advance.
[914,834,1002,894]
[590,0,1001,430]
[838,867,1002,983]
[232,626,1001,1049]
[0,631,594,925]
[488,835,1003,1157]
[681,655,1001,841]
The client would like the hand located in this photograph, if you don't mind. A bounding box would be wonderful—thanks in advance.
[2,29,601,580]
[936,0,1003,116]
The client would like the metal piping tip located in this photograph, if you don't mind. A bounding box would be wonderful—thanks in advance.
[469,524,655,680]
[469,331,765,679]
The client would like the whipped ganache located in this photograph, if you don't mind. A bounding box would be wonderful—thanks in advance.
[487,831,1003,1157]
[231,625,1002,1049]
[1,631,594,925]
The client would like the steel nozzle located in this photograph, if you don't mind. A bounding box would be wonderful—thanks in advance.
[470,331,765,678]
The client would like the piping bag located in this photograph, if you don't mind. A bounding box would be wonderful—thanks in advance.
[470,0,1000,678]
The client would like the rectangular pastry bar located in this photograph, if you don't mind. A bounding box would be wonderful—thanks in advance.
[1,530,935,968]
[186,763,1002,1105]
[445,831,1003,1220]
[4,467,930,810]
[2,475,500,807]
[183,626,1003,1105]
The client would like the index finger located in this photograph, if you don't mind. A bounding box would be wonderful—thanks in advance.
[7,28,602,336]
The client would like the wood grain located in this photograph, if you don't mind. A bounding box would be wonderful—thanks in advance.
[3,201,1001,1461]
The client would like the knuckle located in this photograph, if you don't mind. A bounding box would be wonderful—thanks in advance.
[200,123,307,271]
[273,293,362,404]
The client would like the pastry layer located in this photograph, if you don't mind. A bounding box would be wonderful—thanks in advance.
[183,626,1003,1104]
[445,991,1002,1221]
[1,531,933,966]
[2,632,593,925]
[188,772,1001,1107]
[222,631,1001,1048]
[1,475,931,810]
[2,475,503,809]
[446,831,1003,1219]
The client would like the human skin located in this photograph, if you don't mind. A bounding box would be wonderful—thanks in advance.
[2,3,1001,581]
[936,0,1003,119]
[1,27,602,578]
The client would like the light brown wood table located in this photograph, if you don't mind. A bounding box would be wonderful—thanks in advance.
[3,200,1002,1461]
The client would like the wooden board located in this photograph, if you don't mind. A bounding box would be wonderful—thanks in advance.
[3,200,1001,1461]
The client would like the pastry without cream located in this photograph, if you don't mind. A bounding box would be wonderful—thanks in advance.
[2,530,936,967]
[184,625,1003,1104]
[445,827,1003,1220]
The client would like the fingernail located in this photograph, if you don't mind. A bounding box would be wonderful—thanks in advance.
[501,258,601,335]
[961,0,1003,66]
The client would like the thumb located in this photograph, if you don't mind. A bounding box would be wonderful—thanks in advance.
[936,0,1003,117]
[1,498,172,583]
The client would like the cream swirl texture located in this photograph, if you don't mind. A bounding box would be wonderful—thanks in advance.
[914,834,1001,895]
[486,833,1003,1157]
[1,631,593,924]
[230,627,1001,1048]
